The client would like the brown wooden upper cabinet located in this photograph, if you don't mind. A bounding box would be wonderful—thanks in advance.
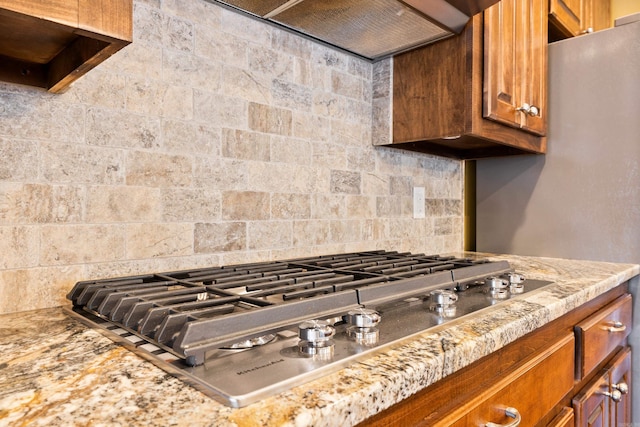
[549,0,611,40]
[382,0,547,159]
[484,0,547,136]
[0,0,133,93]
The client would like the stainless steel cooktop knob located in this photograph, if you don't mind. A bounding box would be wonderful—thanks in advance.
[298,319,335,343]
[429,289,458,317]
[347,326,379,346]
[510,283,525,294]
[344,308,381,328]
[503,272,525,285]
[485,276,509,290]
[298,319,335,358]
[430,289,458,306]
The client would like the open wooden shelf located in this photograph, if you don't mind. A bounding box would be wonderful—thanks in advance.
[0,0,132,93]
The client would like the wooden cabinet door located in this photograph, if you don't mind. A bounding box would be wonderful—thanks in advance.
[520,0,546,135]
[608,347,631,426]
[484,0,546,136]
[573,346,632,427]
[549,0,582,36]
[573,371,610,427]
[484,0,520,130]
[582,0,611,34]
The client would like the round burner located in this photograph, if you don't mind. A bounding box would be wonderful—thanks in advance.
[223,333,278,349]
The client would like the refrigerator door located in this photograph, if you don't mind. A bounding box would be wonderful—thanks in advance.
[475,22,640,264]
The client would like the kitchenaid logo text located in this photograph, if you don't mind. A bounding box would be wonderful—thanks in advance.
[236,358,285,375]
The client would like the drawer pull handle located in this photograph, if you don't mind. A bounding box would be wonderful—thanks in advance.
[486,407,521,427]
[604,321,626,333]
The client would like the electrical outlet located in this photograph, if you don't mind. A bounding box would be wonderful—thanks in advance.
[413,187,425,219]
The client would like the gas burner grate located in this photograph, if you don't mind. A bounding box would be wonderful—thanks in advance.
[67,251,507,365]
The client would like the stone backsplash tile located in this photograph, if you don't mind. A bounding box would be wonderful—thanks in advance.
[161,188,221,222]
[194,90,247,129]
[222,128,271,161]
[222,191,270,221]
[125,77,194,120]
[0,266,84,313]
[0,0,464,314]
[162,49,222,93]
[86,185,162,223]
[87,107,162,149]
[248,221,292,250]
[271,193,311,220]
[0,138,38,181]
[195,222,246,253]
[126,222,193,258]
[162,120,220,156]
[40,225,125,265]
[248,103,293,136]
[41,142,125,185]
[330,170,361,194]
[0,226,39,269]
[0,183,52,223]
[125,151,192,187]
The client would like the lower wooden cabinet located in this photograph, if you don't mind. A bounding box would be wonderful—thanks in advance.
[574,293,632,380]
[444,334,574,426]
[573,346,632,427]
[548,407,574,427]
[358,284,632,427]
[572,369,611,426]
[609,347,632,426]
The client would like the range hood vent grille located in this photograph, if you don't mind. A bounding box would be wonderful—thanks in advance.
[210,0,499,60]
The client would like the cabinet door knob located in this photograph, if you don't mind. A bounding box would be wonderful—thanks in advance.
[516,104,540,117]
[599,389,623,402]
[612,382,629,395]
[485,406,521,427]
[604,321,627,333]
[581,27,594,34]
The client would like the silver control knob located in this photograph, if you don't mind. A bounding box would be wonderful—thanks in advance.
[486,276,508,290]
[430,289,458,317]
[430,289,458,306]
[298,319,335,358]
[503,272,525,285]
[344,308,381,328]
[345,308,381,346]
[486,276,509,299]
[503,272,525,294]
[298,319,335,342]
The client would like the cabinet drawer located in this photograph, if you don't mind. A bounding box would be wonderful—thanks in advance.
[444,334,574,427]
[575,294,632,379]
[547,407,574,427]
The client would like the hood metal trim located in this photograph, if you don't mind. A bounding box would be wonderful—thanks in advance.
[208,0,498,60]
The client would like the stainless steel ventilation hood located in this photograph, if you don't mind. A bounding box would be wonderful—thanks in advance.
[208,0,501,60]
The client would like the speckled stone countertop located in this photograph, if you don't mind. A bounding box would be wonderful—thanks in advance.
[1,253,639,427]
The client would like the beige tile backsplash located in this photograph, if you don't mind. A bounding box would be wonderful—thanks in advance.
[0,0,464,314]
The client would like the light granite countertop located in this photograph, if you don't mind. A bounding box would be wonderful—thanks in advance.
[1,253,639,427]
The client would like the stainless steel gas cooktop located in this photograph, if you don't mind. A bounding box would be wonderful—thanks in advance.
[65,251,552,407]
